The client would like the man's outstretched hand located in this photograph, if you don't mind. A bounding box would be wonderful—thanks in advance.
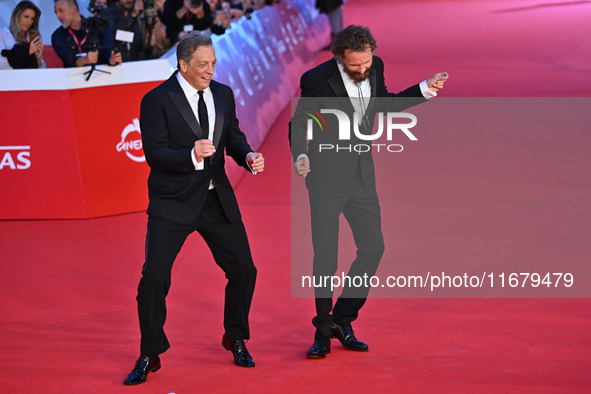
[426,72,449,92]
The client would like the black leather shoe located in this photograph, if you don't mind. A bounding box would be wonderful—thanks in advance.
[123,355,161,385]
[222,334,255,367]
[331,322,369,351]
[307,338,331,359]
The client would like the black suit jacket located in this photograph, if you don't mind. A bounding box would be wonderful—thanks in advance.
[289,56,426,196]
[140,72,253,225]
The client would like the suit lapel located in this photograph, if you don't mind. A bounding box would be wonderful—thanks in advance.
[327,60,349,98]
[327,58,378,131]
[327,59,355,114]
[365,63,378,123]
[369,61,377,97]
[209,81,224,149]
[165,72,205,140]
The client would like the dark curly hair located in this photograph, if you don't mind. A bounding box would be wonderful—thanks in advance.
[331,25,377,60]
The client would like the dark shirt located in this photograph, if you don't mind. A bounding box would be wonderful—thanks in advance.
[161,0,223,44]
[101,3,144,62]
[51,17,114,68]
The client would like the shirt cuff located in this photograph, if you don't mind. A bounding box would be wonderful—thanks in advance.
[296,153,308,162]
[191,147,204,170]
[246,152,257,174]
[420,80,437,99]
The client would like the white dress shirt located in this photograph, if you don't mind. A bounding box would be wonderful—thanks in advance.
[176,72,257,178]
[296,59,436,162]
[176,72,215,171]
[336,60,436,123]
[0,27,17,70]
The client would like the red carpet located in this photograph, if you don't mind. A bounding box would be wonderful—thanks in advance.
[1,0,590,392]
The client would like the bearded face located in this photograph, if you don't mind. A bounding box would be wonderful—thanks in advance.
[343,65,370,83]
[340,47,373,83]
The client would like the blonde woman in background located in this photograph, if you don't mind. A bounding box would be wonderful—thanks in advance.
[0,1,44,69]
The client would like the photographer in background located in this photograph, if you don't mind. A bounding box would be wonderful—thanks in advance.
[51,0,121,68]
[251,0,279,11]
[93,0,111,7]
[211,0,245,32]
[1,1,44,69]
[225,0,255,16]
[141,0,171,59]
[101,0,145,61]
[161,0,224,44]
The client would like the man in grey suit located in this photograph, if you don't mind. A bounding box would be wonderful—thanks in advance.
[124,32,264,385]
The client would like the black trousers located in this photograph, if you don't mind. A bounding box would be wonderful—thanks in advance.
[136,190,257,356]
[309,173,385,340]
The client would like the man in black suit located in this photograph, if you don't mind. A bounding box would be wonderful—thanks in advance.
[289,25,448,359]
[124,31,264,385]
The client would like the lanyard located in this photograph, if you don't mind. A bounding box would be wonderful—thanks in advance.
[67,28,87,53]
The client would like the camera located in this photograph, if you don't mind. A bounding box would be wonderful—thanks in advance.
[144,0,158,27]
[83,14,109,34]
[144,0,157,12]
[87,2,105,16]
[85,3,109,33]
[190,0,204,7]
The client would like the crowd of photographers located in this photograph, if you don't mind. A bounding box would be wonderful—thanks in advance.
[1,0,279,70]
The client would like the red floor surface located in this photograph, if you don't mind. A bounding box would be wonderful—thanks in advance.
[1,0,590,392]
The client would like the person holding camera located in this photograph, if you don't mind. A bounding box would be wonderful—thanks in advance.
[140,0,171,59]
[210,0,245,32]
[51,0,122,68]
[101,0,146,62]
[161,0,224,44]
[1,1,44,69]
[92,0,110,7]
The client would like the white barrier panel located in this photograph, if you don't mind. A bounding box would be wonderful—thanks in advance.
[0,0,329,219]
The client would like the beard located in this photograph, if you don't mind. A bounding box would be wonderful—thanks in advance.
[343,66,370,83]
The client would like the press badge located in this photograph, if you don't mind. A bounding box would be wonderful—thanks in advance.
[115,30,135,43]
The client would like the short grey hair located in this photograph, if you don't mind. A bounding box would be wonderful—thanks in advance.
[177,32,213,68]
[53,0,79,9]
